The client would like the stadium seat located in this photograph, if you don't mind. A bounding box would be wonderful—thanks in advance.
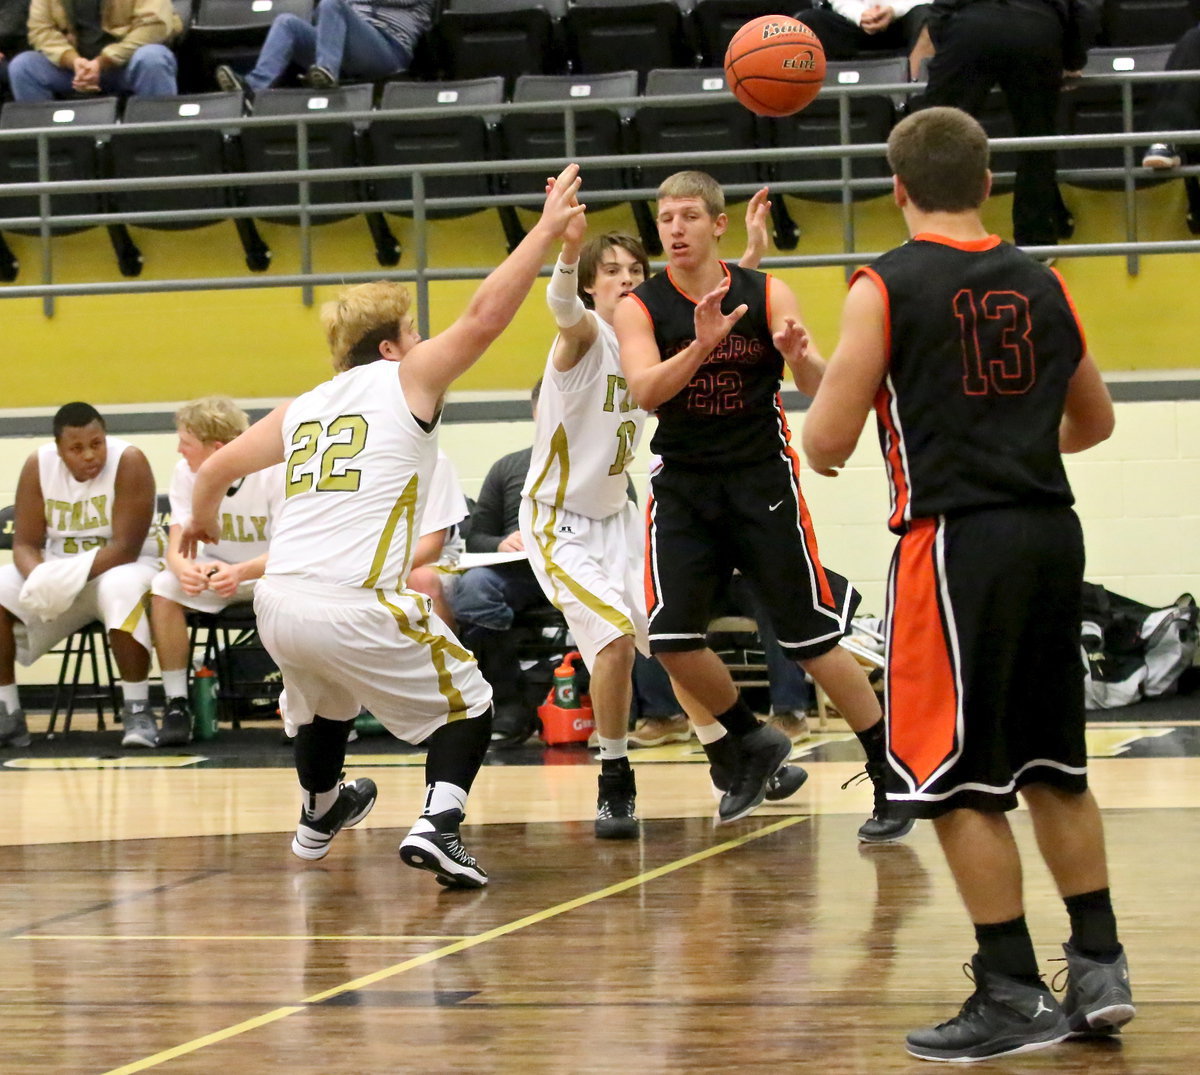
[769,56,904,203]
[238,84,400,265]
[365,76,514,244]
[499,70,638,212]
[1059,44,1175,190]
[431,0,568,93]
[185,0,314,88]
[0,96,141,280]
[690,0,791,67]
[187,603,280,728]
[1101,0,1200,47]
[564,0,699,86]
[109,92,271,272]
[630,67,795,251]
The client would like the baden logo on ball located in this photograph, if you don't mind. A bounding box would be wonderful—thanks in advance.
[724,15,827,118]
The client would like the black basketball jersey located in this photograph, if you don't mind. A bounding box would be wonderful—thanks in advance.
[630,262,789,466]
[861,234,1084,534]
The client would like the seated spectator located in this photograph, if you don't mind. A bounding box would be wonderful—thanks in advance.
[9,0,180,101]
[0,402,159,748]
[406,449,468,630]
[795,0,931,76]
[451,440,556,748]
[214,0,433,94]
[1142,23,1200,170]
[149,397,283,747]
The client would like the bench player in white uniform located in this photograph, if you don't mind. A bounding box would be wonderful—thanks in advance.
[150,396,285,747]
[521,190,808,837]
[0,403,158,748]
[407,449,469,629]
[180,164,585,887]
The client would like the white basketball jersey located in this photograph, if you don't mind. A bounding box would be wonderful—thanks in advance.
[267,360,438,591]
[38,436,157,562]
[523,317,646,520]
[170,457,283,564]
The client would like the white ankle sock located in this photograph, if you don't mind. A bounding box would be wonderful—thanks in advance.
[302,783,341,821]
[0,684,20,712]
[162,669,188,701]
[123,680,150,709]
[597,735,628,760]
[423,781,467,817]
[694,721,727,746]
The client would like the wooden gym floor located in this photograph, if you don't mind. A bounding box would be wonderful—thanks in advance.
[1,712,1198,1074]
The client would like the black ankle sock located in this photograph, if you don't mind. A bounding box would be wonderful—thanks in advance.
[1064,888,1121,959]
[423,707,492,792]
[975,916,1042,986]
[701,733,738,769]
[715,696,759,737]
[294,715,351,792]
[854,718,886,768]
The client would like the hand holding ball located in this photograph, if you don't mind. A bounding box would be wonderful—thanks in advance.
[724,15,826,117]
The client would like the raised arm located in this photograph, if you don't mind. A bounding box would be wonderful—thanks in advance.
[400,164,586,420]
[802,274,889,476]
[767,276,826,398]
[1060,351,1115,453]
[181,405,288,558]
[738,187,771,269]
[616,278,747,412]
[546,187,599,372]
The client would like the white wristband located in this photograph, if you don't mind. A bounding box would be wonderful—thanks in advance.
[546,255,587,328]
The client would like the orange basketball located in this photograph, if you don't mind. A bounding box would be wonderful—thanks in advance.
[723,15,826,118]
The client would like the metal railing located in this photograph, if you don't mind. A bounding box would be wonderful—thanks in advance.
[0,67,1197,321]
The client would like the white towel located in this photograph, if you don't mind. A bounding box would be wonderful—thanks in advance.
[19,549,99,622]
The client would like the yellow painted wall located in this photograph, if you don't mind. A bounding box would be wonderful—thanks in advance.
[1,180,1197,408]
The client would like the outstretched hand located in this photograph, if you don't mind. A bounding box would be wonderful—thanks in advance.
[742,187,772,268]
[537,163,586,240]
[694,278,748,352]
[179,516,219,561]
[774,316,810,366]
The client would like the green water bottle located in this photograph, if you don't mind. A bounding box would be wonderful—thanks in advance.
[191,666,218,741]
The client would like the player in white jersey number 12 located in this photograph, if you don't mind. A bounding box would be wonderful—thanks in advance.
[181,165,586,889]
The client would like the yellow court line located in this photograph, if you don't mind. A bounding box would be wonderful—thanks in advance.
[101,815,807,1075]
[17,934,473,942]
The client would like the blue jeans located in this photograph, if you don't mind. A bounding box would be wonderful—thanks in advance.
[8,45,177,101]
[449,563,547,632]
[246,0,410,91]
[633,653,680,721]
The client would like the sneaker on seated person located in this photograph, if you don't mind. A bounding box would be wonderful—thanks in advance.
[1142,143,1180,169]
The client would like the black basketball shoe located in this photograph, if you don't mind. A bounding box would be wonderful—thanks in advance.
[400,808,488,888]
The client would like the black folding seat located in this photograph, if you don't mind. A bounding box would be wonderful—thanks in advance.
[0,96,140,279]
[1101,0,1200,47]
[109,92,270,270]
[564,0,698,86]
[239,83,399,263]
[690,0,792,67]
[186,0,315,86]
[365,76,512,246]
[769,56,903,203]
[431,0,568,93]
[1059,44,1175,190]
[630,67,796,250]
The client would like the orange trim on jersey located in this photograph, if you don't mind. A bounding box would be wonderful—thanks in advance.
[627,292,655,326]
[851,266,892,357]
[1049,266,1088,359]
[875,381,909,532]
[912,232,1003,252]
[888,520,959,786]
[643,493,659,618]
[664,261,731,305]
[776,396,835,609]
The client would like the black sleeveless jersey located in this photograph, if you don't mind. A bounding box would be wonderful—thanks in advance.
[630,262,790,466]
[860,234,1084,534]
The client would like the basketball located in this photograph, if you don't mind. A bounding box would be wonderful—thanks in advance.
[723,15,826,118]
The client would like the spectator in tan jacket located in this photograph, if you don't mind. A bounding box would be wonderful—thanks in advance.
[9,0,179,100]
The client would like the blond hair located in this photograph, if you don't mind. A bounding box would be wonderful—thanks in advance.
[657,170,725,218]
[321,280,413,372]
[175,396,249,445]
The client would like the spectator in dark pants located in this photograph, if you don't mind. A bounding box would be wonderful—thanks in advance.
[451,445,556,747]
[912,0,1094,247]
[0,0,31,99]
[1142,23,1200,170]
